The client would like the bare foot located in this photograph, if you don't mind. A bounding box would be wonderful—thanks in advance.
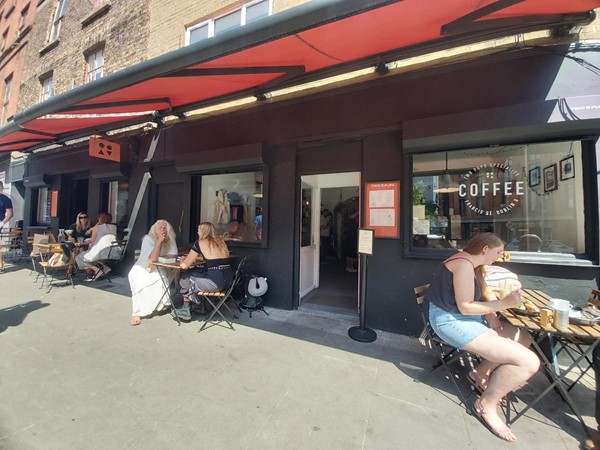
[130,316,141,326]
[473,398,516,442]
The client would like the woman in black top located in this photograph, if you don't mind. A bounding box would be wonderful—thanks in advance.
[176,222,233,320]
[67,212,91,241]
[427,233,539,443]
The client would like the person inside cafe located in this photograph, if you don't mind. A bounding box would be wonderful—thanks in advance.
[222,220,242,241]
[175,222,233,321]
[128,219,178,326]
[584,345,600,449]
[67,212,91,241]
[75,212,117,280]
[0,180,14,272]
[427,232,539,443]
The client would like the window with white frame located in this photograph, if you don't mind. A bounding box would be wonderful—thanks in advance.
[1,28,8,52]
[49,0,67,42]
[40,75,54,102]
[186,0,272,45]
[84,46,104,83]
[19,5,29,30]
[1,75,12,125]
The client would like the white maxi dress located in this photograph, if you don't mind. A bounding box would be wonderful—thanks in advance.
[128,235,177,317]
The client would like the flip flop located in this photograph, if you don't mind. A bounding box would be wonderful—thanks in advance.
[472,398,517,442]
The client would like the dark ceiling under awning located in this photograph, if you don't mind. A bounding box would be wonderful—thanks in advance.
[1,0,599,153]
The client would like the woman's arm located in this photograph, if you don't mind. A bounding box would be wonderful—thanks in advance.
[452,261,520,315]
[147,235,164,264]
[179,248,199,270]
[89,226,98,246]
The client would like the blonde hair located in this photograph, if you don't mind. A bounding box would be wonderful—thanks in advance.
[462,233,504,294]
[148,220,177,254]
[75,212,91,233]
[198,222,229,256]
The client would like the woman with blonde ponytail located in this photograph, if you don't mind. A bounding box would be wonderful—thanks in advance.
[427,233,539,443]
[176,222,232,321]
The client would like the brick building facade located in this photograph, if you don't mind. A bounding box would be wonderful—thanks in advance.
[18,0,151,111]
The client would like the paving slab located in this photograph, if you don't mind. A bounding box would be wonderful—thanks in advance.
[0,263,593,449]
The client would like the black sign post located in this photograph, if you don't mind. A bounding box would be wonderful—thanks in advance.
[348,229,377,343]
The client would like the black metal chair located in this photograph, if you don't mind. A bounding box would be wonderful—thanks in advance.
[414,284,477,408]
[88,239,128,282]
[197,256,248,332]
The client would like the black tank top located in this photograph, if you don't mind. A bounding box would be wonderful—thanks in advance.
[426,257,482,314]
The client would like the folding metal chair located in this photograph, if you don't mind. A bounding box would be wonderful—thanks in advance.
[38,243,77,293]
[89,239,127,282]
[198,256,248,332]
[414,284,476,407]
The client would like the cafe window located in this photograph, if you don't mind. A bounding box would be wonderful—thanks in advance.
[33,187,51,226]
[193,170,264,245]
[410,140,590,263]
[101,180,128,228]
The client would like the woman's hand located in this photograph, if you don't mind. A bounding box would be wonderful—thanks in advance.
[502,291,522,309]
[484,313,503,332]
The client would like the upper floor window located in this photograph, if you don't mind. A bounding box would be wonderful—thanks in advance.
[1,75,12,125]
[186,0,272,45]
[1,28,9,52]
[40,75,54,102]
[19,5,29,29]
[85,46,104,83]
[49,0,67,41]
[410,140,591,264]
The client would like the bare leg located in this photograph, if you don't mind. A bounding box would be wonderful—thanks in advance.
[470,323,532,391]
[464,329,539,441]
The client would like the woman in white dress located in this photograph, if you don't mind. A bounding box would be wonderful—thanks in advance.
[75,212,118,278]
[128,219,177,326]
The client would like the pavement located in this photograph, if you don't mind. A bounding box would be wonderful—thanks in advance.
[0,258,595,449]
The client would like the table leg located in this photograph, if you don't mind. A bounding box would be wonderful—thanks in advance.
[507,331,596,437]
[157,267,181,326]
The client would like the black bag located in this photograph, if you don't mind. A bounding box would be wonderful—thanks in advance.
[240,294,263,311]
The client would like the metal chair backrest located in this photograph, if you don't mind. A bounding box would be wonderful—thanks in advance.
[106,239,128,262]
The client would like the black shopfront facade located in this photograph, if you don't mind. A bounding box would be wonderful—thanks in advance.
[14,42,600,336]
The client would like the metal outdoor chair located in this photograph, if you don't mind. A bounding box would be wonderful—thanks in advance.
[88,239,128,282]
[414,284,477,408]
[37,243,78,293]
[197,255,248,332]
[29,233,56,280]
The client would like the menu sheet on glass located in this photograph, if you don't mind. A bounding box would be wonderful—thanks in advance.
[365,181,400,238]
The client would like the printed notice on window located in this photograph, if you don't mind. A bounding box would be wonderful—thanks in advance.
[369,189,395,208]
[370,209,395,227]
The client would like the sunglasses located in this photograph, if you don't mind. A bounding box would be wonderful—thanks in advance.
[79,216,88,219]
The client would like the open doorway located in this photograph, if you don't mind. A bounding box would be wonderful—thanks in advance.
[299,172,360,317]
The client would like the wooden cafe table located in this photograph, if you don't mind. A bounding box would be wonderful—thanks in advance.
[499,289,600,436]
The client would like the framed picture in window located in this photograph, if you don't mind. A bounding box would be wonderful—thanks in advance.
[528,166,540,187]
[543,164,558,192]
[559,155,575,180]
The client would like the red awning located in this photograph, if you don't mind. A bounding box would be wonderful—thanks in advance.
[1,0,598,152]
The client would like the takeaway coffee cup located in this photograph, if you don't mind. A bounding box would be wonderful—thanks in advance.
[552,299,571,330]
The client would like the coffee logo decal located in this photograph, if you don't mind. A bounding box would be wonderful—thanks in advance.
[459,163,524,216]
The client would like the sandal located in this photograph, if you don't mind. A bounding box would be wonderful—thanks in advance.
[130,316,142,326]
[472,398,517,442]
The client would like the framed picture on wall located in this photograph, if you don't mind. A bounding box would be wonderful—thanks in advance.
[528,166,540,187]
[543,164,558,192]
[559,155,575,180]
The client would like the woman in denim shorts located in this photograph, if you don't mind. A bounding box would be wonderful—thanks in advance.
[427,233,539,443]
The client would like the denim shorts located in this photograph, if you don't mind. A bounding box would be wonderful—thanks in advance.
[429,303,490,349]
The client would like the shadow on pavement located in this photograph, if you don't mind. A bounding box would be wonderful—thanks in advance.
[0,300,50,334]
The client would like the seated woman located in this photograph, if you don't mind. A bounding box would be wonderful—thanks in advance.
[75,212,117,279]
[175,222,233,321]
[427,232,539,443]
[67,212,91,241]
[128,220,178,326]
